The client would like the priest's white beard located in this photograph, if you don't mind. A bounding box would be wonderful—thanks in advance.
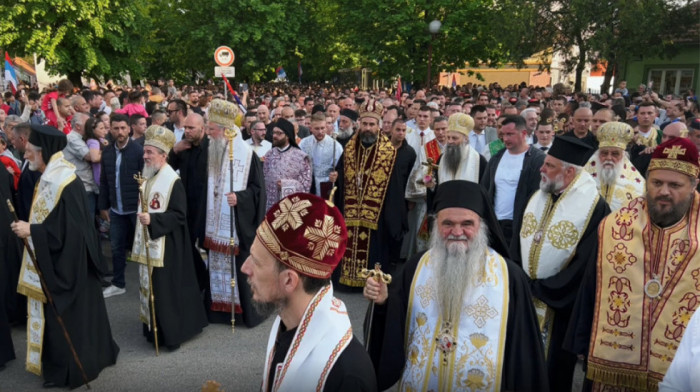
[208,137,227,175]
[540,172,565,194]
[142,162,162,179]
[597,159,623,186]
[429,220,489,324]
[338,127,354,139]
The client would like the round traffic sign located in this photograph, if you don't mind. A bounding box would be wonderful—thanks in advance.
[214,46,235,67]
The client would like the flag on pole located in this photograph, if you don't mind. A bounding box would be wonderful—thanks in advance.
[4,52,18,94]
[298,62,302,83]
[221,74,247,114]
[276,66,286,79]
[451,74,457,89]
[395,76,402,102]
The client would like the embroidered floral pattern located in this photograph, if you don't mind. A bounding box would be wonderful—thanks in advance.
[304,215,342,260]
[606,277,632,327]
[547,220,579,250]
[606,243,638,273]
[466,295,498,328]
[271,196,312,231]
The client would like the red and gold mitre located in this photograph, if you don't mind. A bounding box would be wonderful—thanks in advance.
[648,137,700,178]
[256,193,347,279]
[359,99,383,121]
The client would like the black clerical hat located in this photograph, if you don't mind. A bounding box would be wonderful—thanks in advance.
[340,108,358,122]
[274,118,298,148]
[29,124,66,165]
[432,180,510,258]
[547,135,595,166]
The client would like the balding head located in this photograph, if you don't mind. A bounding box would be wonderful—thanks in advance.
[572,107,593,136]
[591,108,615,134]
[183,113,205,144]
[662,122,689,143]
[70,95,90,114]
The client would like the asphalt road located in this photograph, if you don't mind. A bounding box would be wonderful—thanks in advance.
[3,240,584,391]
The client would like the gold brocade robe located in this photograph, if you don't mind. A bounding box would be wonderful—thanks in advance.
[588,193,700,391]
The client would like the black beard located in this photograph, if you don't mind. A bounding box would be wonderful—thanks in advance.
[648,193,693,228]
[443,144,462,175]
[251,297,286,318]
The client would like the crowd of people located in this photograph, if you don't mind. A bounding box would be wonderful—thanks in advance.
[1,76,700,391]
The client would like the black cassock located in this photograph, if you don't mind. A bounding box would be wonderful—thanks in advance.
[366,251,550,391]
[510,195,609,392]
[142,179,208,347]
[0,165,20,367]
[30,179,119,388]
[332,139,411,284]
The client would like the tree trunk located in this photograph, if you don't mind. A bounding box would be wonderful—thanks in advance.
[601,61,616,95]
[67,71,83,89]
[574,35,586,92]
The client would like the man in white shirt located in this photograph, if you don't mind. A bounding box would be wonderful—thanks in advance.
[166,99,187,142]
[468,105,498,154]
[245,120,272,159]
[299,113,342,198]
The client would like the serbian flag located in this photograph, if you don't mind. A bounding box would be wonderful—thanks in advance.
[276,66,286,79]
[395,76,402,102]
[220,74,247,114]
[4,52,18,94]
[451,74,457,89]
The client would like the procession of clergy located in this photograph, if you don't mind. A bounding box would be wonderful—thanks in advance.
[3,96,700,391]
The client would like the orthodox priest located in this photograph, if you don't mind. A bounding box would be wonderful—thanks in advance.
[330,99,408,287]
[131,125,207,349]
[262,118,312,211]
[203,99,267,327]
[515,135,610,391]
[10,125,118,388]
[242,192,377,392]
[565,137,700,391]
[364,180,548,391]
[0,158,19,368]
[584,122,645,211]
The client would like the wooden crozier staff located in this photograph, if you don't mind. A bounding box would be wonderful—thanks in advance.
[359,263,392,350]
[6,200,91,389]
[225,127,238,333]
[134,172,160,356]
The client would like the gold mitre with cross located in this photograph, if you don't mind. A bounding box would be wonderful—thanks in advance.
[209,99,239,129]
[144,125,176,154]
[596,121,634,150]
[447,112,474,137]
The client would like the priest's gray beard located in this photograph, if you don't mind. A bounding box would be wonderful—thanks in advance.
[142,162,162,179]
[360,131,378,145]
[429,220,489,324]
[443,143,467,176]
[338,127,354,139]
[208,137,227,174]
[540,172,565,194]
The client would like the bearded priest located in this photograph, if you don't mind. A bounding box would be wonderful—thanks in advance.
[364,180,548,391]
[132,125,208,350]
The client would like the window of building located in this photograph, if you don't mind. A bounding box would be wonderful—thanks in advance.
[647,69,694,96]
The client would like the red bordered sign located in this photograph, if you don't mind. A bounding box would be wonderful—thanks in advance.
[214,46,235,67]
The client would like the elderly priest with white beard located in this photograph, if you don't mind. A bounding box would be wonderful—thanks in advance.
[364,180,549,391]
[583,121,646,212]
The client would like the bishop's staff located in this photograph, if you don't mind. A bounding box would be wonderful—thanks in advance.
[359,263,392,350]
[225,128,238,333]
[134,173,160,356]
[6,200,91,389]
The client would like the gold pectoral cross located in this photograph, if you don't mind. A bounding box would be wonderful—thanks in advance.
[422,158,439,177]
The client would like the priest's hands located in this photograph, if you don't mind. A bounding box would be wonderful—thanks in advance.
[10,220,30,239]
[328,171,338,183]
[100,210,110,222]
[138,212,151,226]
[364,276,388,306]
[226,192,237,207]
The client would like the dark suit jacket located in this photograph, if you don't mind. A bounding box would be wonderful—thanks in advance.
[480,145,546,247]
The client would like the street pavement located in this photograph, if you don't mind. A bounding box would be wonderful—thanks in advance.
[3,239,585,391]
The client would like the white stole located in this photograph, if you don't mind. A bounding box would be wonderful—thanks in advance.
[204,138,252,252]
[261,285,353,392]
[437,144,480,183]
[402,248,509,391]
[17,152,76,375]
[131,164,179,268]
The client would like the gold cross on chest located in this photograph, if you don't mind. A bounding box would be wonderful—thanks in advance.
[663,145,686,159]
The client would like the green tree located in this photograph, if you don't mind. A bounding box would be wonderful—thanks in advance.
[0,0,153,86]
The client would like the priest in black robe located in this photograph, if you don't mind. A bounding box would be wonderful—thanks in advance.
[0,162,18,368]
[364,180,549,391]
[133,125,208,349]
[10,125,119,388]
[330,99,410,288]
[511,136,610,391]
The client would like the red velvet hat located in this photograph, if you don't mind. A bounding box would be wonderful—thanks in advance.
[256,193,348,279]
[649,137,700,178]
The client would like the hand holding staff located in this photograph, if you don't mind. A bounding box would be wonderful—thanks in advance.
[225,127,238,334]
[6,200,92,389]
[361,263,392,350]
